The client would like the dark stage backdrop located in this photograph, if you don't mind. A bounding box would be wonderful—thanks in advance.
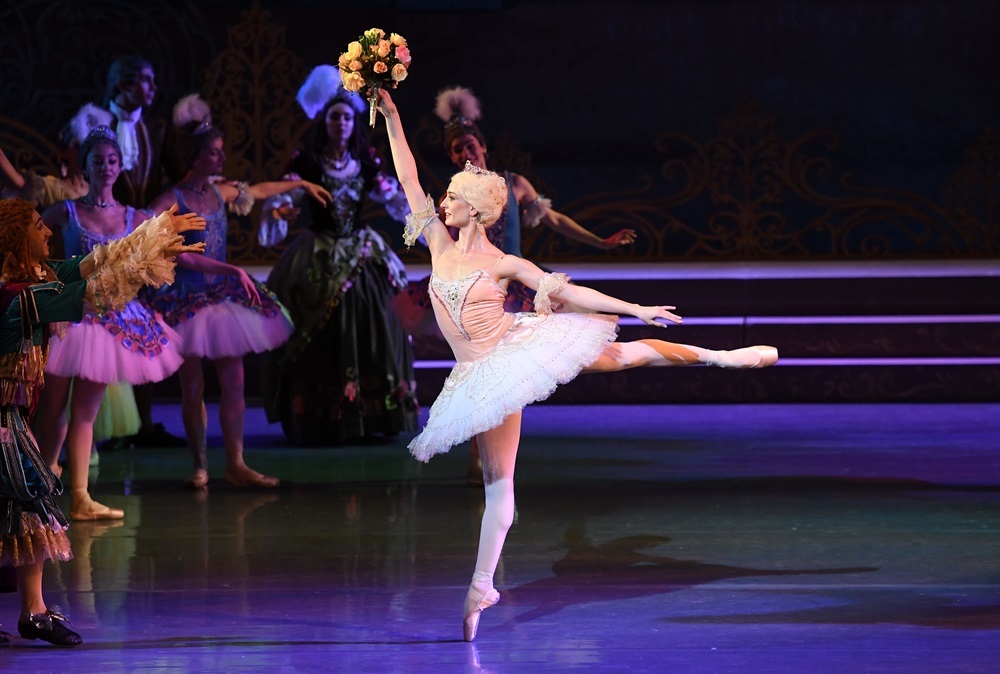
[1,0,997,265]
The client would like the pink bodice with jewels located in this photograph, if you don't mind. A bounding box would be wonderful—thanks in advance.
[428,265,516,364]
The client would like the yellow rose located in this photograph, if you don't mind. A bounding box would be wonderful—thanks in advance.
[373,60,388,74]
[349,60,363,72]
[391,64,408,83]
[338,53,350,69]
[390,33,406,47]
[345,41,362,59]
[341,71,365,92]
[377,39,392,58]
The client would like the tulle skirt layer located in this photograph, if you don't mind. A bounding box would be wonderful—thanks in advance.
[45,314,184,384]
[408,312,618,461]
[170,300,293,359]
[150,276,293,359]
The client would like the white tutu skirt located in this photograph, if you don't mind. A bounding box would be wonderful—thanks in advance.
[172,301,293,359]
[408,312,619,461]
[45,305,184,385]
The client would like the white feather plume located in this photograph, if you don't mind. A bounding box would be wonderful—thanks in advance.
[297,65,341,119]
[172,93,212,128]
[69,103,114,144]
[434,86,481,123]
[296,64,366,118]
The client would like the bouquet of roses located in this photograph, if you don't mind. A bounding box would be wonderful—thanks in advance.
[339,28,412,127]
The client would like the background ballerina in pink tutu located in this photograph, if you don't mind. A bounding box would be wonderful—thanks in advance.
[146,94,331,490]
[35,121,186,522]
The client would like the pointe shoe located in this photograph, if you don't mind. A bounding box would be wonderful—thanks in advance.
[707,345,779,369]
[225,469,279,489]
[463,584,500,642]
[184,469,209,489]
[17,608,82,647]
[70,490,124,521]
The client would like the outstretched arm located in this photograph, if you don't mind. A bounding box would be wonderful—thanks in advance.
[79,205,206,312]
[514,175,636,250]
[376,89,451,254]
[540,208,637,249]
[499,254,681,327]
[228,180,331,206]
[78,204,205,278]
[216,179,331,221]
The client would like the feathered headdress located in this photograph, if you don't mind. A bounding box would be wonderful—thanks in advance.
[68,103,115,144]
[296,64,366,119]
[434,86,482,129]
[173,93,213,133]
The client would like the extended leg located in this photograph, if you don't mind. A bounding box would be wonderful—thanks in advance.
[584,340,777,372]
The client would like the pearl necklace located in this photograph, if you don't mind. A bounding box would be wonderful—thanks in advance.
[79,195,118,208]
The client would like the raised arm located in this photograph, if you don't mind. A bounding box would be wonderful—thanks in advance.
[0,146,26,192]
[375,89,451,254]
[497,254,681,327]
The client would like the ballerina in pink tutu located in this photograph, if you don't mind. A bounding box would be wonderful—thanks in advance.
[35,124,185,522]
[147,94,331,489]
[376,89,778,641]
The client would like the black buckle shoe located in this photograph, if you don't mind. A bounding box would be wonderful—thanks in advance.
[17,608,82,646]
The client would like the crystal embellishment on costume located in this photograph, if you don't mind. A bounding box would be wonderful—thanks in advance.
[429,271,483,340]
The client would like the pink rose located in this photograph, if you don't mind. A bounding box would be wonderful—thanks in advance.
[395,45,411,64]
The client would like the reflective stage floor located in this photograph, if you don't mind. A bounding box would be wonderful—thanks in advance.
[3,402,999,672]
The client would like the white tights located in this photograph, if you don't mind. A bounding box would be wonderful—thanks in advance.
[470,412,521,592]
